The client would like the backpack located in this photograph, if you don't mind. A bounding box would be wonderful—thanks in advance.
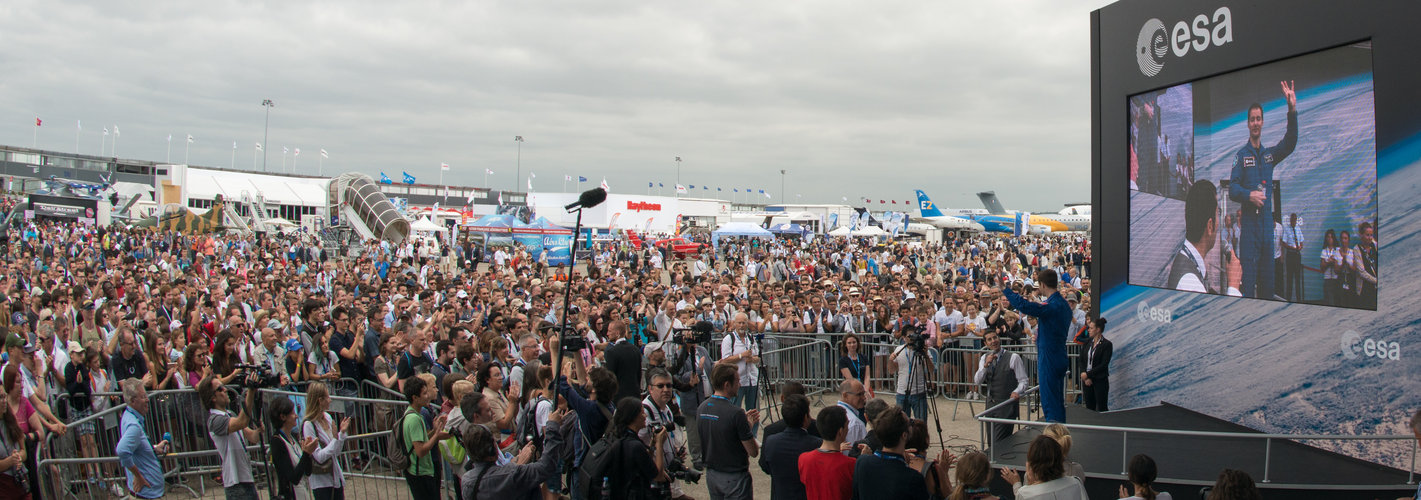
[388,409,418,473]
[516,396,550,450]
[577,433,629,500]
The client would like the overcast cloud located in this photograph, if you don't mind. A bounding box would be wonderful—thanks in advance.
[1,0,1110,211]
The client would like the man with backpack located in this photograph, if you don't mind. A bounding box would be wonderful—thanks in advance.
[394,375,452,499]
[558,361,619,500]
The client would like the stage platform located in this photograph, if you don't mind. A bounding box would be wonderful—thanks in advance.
[984,403,1415,499]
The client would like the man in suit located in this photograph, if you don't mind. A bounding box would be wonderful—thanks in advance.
[1080,317,1113,412]
[974,331,1028,445]
[758,394,820,500]
[602,319,643,403]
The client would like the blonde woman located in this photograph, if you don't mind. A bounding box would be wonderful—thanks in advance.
[1041,423,1085,484]
[301,383,352,500]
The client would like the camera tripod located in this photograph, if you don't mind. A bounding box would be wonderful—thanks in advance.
[901,337,946,451]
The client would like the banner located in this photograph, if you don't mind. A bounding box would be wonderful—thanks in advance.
[28,194,97,220]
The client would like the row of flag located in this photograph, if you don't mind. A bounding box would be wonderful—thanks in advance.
[37,117,332,158]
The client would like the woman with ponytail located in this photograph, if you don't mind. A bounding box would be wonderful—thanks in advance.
[948,451,998,500]
[1118,454,1170,500]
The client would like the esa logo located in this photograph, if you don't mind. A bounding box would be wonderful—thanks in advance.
[1136,301,1172,324]
[1136,7,1234,77]
[1340,330,1400,361]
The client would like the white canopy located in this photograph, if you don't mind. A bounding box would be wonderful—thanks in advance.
[828,226,852,237]
[711,221,774,248]
[851,225,889,237]
[411,217,448,233]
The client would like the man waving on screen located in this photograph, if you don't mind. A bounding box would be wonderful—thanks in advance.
[1229,80,1298,300]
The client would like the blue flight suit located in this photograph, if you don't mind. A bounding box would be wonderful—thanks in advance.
[1003,288,1072,423]
[1229,110,1297,299]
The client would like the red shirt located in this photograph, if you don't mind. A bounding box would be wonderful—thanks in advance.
[799,448,855,500]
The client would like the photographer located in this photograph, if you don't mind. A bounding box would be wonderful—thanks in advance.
[718,313,760,412]
[460,405,573,500]
[197,374,262,500]
[642,368,693,500]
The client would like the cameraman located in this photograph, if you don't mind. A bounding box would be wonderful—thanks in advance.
[641,368,692,500]
[460,406,574,500]
[666,325,710,469]
[889,333,930,420]
[718,313,760,412]
[607,397,670,500]
[197,374,262,500]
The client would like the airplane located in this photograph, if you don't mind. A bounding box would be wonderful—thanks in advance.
[976,191,1091,233]
[38,175,111,199]
[914,190,1019,233]
[133,194,231,234]
[906,191,986,232]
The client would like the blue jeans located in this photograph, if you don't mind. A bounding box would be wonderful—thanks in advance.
[896,393,927,420]
[734,385,759,412]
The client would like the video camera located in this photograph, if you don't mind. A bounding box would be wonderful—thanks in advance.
[233,363,283,390]
[902,324,929,350]
[671,320,714,345]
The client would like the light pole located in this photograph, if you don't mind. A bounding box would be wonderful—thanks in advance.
[780,169,786,202]
[514,136,524,192]
[261,99,274,172]
[675,156,682,197]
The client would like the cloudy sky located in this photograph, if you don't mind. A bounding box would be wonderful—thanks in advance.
[2,0,1110,211]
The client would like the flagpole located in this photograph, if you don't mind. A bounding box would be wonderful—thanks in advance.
[166,135,172,163]
[253,145,260,170]
[32,122,38,148]
[75,121,81,154]
[113,127,119,156]
[100,130,106,156]
[230,141,236,169]
[563,176,567,193]
[282,150,287,172]
[319,155,324,176]
[184,135,191,165]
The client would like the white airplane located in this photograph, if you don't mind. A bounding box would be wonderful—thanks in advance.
[976,191,1091,232]
[909,190,986,232]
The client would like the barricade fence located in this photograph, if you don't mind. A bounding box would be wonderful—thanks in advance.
[704,331,1081,416]
[37,378,455,500]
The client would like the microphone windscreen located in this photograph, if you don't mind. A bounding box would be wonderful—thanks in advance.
[579,188,607,208]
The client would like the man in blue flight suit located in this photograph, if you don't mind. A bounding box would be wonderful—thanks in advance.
[1001,269,1072,423]
[1229,81,1298,300]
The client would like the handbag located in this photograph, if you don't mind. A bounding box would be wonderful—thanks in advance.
[307,417,334,475]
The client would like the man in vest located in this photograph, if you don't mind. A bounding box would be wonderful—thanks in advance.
[1168,180,1242,296]
[974,331,1028,446]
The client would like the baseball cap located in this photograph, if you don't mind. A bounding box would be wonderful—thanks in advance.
[285,339,304,352]
[456,290,468,299]
[266,319,286,331]
[67,341,83,354]
[3,333,25,349]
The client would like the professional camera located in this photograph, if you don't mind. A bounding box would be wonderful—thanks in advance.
[671,320,714,345]
[902,324,929,350]
[664,457,701,483]
[234,363,283,389]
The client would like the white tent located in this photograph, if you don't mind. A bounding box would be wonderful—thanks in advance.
[827,226,852,237]
[411,217,448,233]
[711,222,774,248]
[851,225,889,237]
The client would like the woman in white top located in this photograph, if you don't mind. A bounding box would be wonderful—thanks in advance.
[301,382,352,500]
[1002,435,1087,500]
[1319,229,1339,306]
[1119,454,1171,500]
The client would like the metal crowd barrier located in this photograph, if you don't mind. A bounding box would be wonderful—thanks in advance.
[37,377,460,500]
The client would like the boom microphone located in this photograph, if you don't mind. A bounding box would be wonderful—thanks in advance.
[565,188,607,211]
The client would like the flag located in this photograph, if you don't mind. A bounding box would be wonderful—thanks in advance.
[283,146,289,154]
[566,175,573,182]
[402,172,416,185]
[467,190,477,204]
[440,163,450,171]
[168,134,172,142]
[443,186,449,198]
[676,184,687,194]
[294,148,301,156]
[256,142,263,151]
[599,178,609,191]
[764,191,771,199]
[497,192,504,206]
[842,196,848,201]
[527,176,533,191]
[658,183,663,187]
[529,172,536,178]
[648,182,653,188]
[703,186,708,190]
[380,172,392,184]
[34,118,40,127]
[103,127,109,136]
[77,120,81,130]
[485,168,494,175]
[113,126,119,137]
[187,134,194,143]
[717,187,722,191]
[688,185,695,189]
[232,141,236,150]
[579,176,588,182]
[879,200,885,204]
[891,200,896,204]
[733,188,738,193]
[320,149,329,159]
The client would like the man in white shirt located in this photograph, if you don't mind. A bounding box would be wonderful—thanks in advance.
[1168,181,1242,296]
[719,313,761,412]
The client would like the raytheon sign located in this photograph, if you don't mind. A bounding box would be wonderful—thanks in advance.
[1136,7,1233,77]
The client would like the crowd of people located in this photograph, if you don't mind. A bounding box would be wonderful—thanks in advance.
[0,212,1319,500]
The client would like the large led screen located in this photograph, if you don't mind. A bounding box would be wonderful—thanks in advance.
[1128,43,1377,309]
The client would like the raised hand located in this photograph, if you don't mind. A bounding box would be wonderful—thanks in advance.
[1282,80,1297,111]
